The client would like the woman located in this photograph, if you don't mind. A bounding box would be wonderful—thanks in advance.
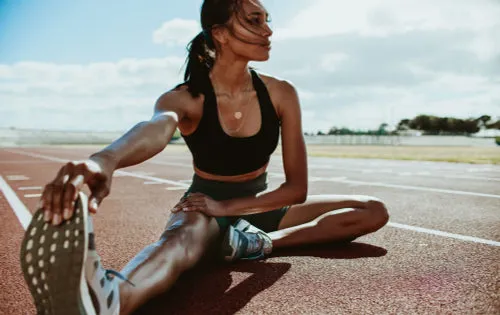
[20,0,389,314]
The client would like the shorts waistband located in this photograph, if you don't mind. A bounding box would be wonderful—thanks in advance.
[188,172,268,201]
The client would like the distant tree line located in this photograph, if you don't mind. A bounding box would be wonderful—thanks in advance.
[304,114,499,136]
[396,114,499,135]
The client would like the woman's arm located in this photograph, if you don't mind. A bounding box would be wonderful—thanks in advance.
[40,89,187,224]
[89,90,185,172]
[221,80,308,216]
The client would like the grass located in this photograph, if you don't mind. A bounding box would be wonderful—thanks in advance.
[9,143,498,165]
[297,145,500,165]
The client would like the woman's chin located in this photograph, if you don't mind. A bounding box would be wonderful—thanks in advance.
[251,52,271,62]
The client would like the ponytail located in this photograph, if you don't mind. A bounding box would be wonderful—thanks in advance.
[183,30,216,98]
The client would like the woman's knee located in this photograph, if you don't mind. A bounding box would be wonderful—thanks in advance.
[365,198,390,231]
[159,212,218,269]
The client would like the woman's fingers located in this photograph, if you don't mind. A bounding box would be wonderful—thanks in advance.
[172,197,206,212]
[62,174,85,219]
[88,183,110,214]
[41,160,100,225]
[41,184,54,222]
[171,200,185,212]
[40,163,72,224]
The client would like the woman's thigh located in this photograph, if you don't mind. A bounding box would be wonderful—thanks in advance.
[277,194,382,230]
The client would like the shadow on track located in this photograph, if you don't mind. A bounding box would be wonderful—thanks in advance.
[134,242,386,314]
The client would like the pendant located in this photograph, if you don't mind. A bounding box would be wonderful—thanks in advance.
[234,112,242,119]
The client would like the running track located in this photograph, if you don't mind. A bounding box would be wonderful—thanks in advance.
[1,146,499,314]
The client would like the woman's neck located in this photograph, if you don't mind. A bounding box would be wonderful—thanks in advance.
[210,58,252,96]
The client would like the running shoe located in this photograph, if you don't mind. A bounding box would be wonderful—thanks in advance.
[20,192,131,315]
[221,219,273,262]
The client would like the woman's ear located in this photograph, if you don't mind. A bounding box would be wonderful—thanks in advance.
[212,25,228,45]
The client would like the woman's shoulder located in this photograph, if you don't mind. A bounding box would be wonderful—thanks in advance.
[155,83,204,118]
[253,70,299,104]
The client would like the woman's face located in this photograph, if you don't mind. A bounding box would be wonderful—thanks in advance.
[218,0,273,61]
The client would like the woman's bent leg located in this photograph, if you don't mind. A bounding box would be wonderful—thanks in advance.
[269,195,389,249]
[118,211,220,315]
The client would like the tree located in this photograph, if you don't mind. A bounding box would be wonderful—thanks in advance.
[476,115,492,128]
[397,119,410,130]
[328,127,338,135]
[377,123,389,135]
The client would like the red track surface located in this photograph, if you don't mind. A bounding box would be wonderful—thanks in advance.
[1,146,499,314]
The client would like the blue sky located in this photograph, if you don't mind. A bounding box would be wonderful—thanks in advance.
[1,0,499,132]
[0,0,200,63]
[0,0,302,63]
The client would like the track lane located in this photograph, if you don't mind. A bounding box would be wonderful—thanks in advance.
[1,147,499,314]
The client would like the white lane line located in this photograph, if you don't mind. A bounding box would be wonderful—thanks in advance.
[166,187,188,191]
[112,173,128,177]
[310,176,346,182]
[4,150,67,163]
[269,172,500,199]
[324,177,500,199]
[8,150,499,199]
[149,161,500,199]
[308,164,500,182]
[144,181,166,185]
[116,170,189,187]
[3,173,499,247]
[24,194,42,198]
[148,161,192,168]
[387,222,500,247]
[6,175,30,181]
[467,167,500,173]
[4,150,190,188]
[0,176,32,229]
[361,169,393,174]
[268,172,344,182]
[132,171,156,176]
[19,186,42,191]
[3,149,500,247]
[304,159,500,173]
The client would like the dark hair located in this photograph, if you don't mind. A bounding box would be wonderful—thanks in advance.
[182,0,241,97]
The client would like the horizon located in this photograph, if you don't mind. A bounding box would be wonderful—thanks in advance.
[1,0,499,133]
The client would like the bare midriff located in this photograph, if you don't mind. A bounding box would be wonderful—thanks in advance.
[194,162,269,183]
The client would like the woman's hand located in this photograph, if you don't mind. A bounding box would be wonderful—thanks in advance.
[172,193,226,217]
[39,158,114,226]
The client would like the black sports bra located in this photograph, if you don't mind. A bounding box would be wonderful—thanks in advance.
[181,70,280,176]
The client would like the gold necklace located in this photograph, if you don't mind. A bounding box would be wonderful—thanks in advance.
[212,75,253,121]
[221,91,253,133]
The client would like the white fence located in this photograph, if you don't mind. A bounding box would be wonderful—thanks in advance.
[303,135,497,147]
[1,129,497,147]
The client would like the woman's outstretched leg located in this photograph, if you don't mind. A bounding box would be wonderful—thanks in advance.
[21,192,220,315]
[116,211,220,315]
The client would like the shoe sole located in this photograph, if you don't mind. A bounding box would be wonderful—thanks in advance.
[20,192,94,315]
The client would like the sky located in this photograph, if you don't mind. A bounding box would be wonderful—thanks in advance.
[1,0,499,132]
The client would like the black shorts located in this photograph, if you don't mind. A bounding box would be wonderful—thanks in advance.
[182,172,289,234]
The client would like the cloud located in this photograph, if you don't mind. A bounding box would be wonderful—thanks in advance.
[152,18,200,47]
[320,53,350,72]
[2,1,499,133]
[255,0,500,131]
[0,58,185,96]
[0,58,186,131]
[275,0,500,38]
